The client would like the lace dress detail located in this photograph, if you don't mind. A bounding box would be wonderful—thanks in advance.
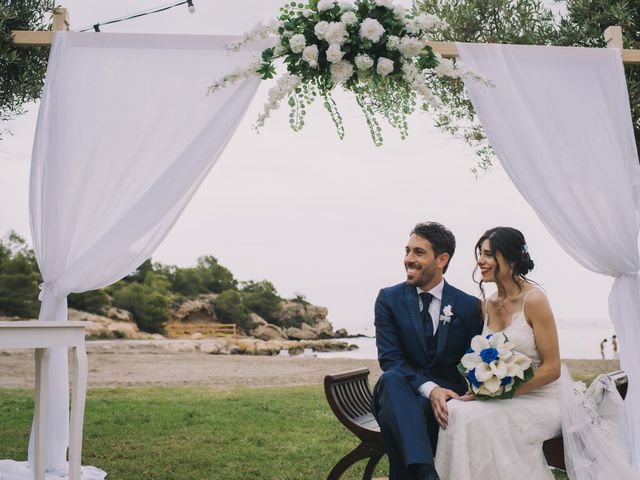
[435,295,562,480]
[435,291,638,480]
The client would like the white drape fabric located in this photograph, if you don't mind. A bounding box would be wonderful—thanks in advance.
[457,43,640,469]
[0,32,260,479]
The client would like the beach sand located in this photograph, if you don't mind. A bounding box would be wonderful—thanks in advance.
[0,340,620,389]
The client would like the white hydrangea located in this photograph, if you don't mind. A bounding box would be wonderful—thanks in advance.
[302,44,319,67]
[341,11,358,26]
[399,36,425,57]
[325,21,348,45]
[255,74,302,130]
[330,60,354,83]
[225,20,281,52]
[404,19,418,34]
[317,0,336,11]
[434,56,458,77]
[376,57,394,76]
[359,18,385,43]
[289,34,306,54]
[314,21,330,40]
[375,0,394,8]
[208,60,261,95]
[326,43,345,63]
[386,35,400,51]
[354,54,374,70]
[401,62,439,107]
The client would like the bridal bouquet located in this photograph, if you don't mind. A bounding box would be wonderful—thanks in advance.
[458,332,534,400]
[208,0,489,146]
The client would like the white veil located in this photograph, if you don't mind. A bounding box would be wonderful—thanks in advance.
[561,367,640,479]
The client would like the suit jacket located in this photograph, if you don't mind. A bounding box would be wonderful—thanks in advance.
[374,280,483,395]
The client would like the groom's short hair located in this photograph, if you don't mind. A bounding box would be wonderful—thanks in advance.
[411,222,456,273]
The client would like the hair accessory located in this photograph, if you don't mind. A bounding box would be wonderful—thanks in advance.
[522,244,529,254]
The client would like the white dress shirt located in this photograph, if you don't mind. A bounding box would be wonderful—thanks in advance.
[417,278,444,399]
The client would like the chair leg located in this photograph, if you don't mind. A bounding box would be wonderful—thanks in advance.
[327,443,371,480]
[362,451,384,480]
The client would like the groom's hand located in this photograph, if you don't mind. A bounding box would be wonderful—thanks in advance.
[429,387,460,429]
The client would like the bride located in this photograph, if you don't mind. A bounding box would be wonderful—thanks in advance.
[434,227,638,480]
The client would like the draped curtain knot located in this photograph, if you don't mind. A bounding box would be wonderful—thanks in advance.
[38,281,60,301]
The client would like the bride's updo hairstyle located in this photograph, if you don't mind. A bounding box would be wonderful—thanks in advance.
[474,226,535,299]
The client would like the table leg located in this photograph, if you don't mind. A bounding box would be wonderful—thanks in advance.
[34,348,49,480]
[69,345,88,480]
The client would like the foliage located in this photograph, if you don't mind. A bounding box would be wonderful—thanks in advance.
[240,280,282,324]
[210,0,484,146]
[67,289,110,315]
[0,385,574,479]
[556,0,640,156]
[413,0,558,173]
[413,0,640,172]
[0,0,53,140]
[111,280,170,334]
[0,231,41,318]
[0,230,311,334]
[213,289,249,325]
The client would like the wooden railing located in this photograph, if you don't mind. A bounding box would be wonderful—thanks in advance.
[164,323,237,339]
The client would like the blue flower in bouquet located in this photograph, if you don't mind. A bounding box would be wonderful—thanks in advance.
[467,368,480,388]
[458,332,533,399]
[479,347,499,364]
[500,376,513,386]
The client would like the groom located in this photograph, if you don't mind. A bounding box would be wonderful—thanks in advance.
[372,222,483,480]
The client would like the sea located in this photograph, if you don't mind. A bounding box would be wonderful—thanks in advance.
[316,319,618,361]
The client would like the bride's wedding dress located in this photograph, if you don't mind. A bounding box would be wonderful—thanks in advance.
[434,292,639,480]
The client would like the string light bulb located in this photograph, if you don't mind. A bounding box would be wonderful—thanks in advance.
[187,0,195,13]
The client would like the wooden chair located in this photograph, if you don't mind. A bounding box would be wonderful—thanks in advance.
[324,368,385,480]
[324,368,628,479]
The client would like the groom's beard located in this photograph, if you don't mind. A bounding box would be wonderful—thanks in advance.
[405,262,436,288]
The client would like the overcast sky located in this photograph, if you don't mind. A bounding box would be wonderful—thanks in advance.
[0,0,614,335]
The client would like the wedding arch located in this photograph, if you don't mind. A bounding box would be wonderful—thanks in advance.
[6,5,640,478]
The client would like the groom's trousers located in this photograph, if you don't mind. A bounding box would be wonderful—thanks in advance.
[372,370,439,480]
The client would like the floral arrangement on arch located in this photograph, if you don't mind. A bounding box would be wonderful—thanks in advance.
[208,0,488,146]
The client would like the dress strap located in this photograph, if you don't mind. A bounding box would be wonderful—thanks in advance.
[521,287,539,315]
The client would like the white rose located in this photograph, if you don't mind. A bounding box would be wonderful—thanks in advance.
[386,35,400,50]
[302,44,319,67]
[376,57,394,76]
[375,0,394,7]
[289,33,306,54]
[325,21,348,45]
[393,4,407,19]
[330,60,354,83]
[341,11,358,26]
[354,54,374,70]
[414,14,439,31]
[302,10,311,18]
[326,43,344,63]
[314,21,330,40]
[317,0,336,11]
[359,18,385,43]
[399,36,424,57]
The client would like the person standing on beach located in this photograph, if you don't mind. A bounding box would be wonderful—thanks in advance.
[372,222,483,480]
[600,338,608,360]
[612,335,619,360]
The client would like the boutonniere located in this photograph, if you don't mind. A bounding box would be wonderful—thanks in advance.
[440,305,453,324]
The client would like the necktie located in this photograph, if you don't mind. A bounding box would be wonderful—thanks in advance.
[420,292,434,337]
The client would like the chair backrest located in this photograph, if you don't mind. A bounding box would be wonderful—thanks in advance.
[324,368,382,443]
[607,369,628,399]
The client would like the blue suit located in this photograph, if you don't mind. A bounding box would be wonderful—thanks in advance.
[372,280,483,478]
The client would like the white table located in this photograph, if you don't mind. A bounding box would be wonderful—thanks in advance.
[0,321,89,480]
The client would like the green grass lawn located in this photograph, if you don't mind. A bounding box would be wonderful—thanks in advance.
[0,385,569,479]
